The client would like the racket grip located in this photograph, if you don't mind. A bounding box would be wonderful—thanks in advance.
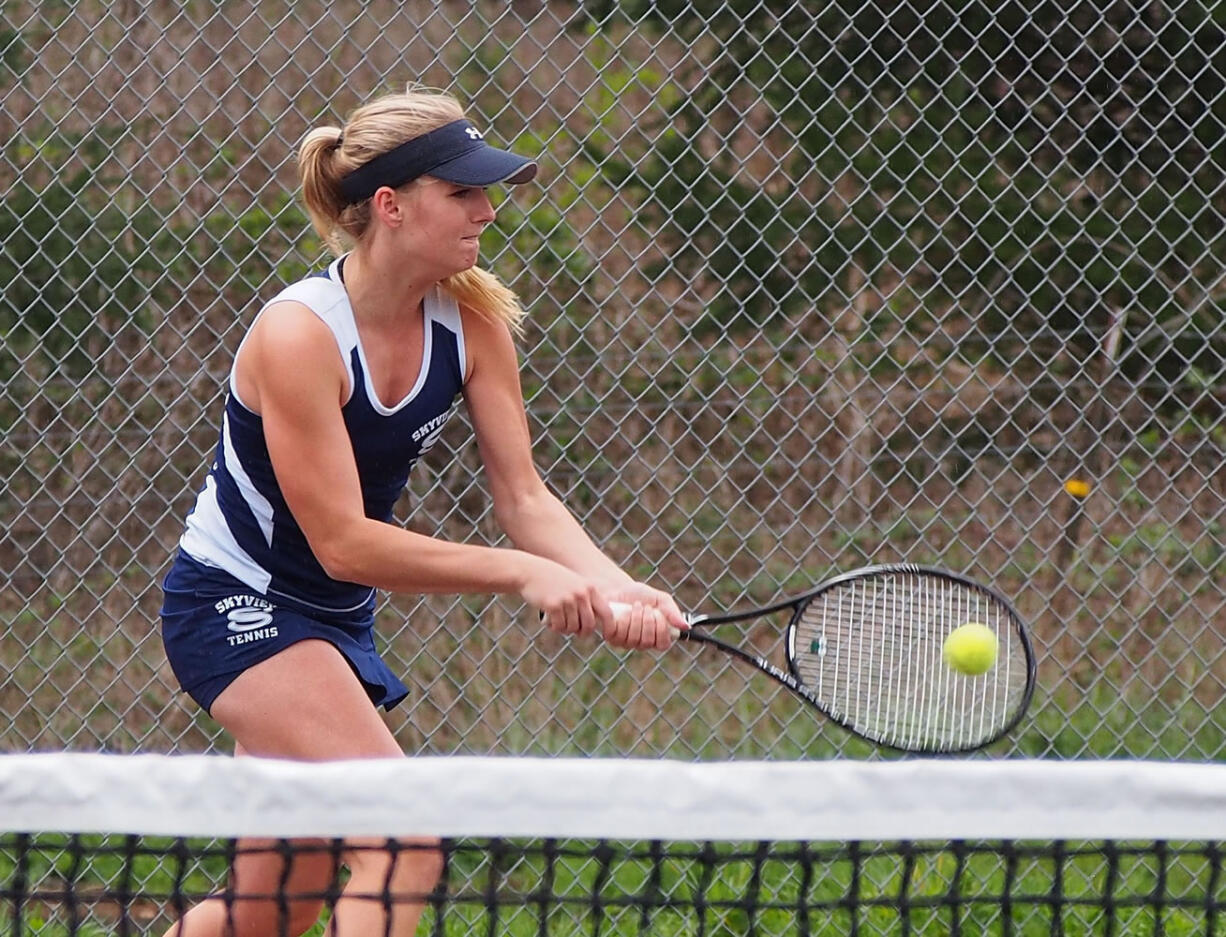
[540,600,686,631]
[539,600,631,628]
[606,601,694,638]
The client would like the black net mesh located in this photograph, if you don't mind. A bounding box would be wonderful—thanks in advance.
[4,834,1226,937]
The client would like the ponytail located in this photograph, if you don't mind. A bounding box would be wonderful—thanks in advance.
[299,126,370,255]
[442,266,526,336]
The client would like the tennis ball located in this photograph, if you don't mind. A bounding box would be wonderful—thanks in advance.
[943,623,997,676]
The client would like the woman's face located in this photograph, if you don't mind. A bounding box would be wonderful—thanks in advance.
[391,177,497,280]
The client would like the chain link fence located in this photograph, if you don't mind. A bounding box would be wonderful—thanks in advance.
[2,1,1223,760]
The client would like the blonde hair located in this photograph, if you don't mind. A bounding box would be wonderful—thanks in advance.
[298,86,526,333]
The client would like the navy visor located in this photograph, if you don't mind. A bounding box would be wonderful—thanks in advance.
[339,120,537,204]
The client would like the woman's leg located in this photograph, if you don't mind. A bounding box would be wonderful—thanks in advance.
[325,835,443,937]
[163,824,340,937]
[165,639,441,937]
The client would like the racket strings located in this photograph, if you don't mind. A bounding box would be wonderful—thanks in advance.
[790,573,1029,751]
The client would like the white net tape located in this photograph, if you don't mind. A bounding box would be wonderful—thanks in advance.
[4,754,1226,841]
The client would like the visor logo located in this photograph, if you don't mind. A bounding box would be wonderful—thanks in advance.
[465,127,483,140]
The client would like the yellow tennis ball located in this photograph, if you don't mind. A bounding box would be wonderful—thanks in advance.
[943,623,997,675]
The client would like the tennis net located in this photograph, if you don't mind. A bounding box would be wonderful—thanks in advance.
[3,754,1226,936]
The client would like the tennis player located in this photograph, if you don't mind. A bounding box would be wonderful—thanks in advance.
[159,85,685,937]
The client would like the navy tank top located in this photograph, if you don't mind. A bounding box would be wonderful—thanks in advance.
[179,255,467,612]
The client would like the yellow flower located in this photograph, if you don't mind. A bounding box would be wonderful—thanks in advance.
[1064,478,1092,499]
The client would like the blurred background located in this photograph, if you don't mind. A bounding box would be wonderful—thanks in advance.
[1,1,1223,760]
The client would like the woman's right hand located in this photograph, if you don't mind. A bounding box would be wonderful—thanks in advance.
[520,556,616,639]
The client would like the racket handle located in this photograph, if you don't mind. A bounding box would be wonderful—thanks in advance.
[610,601,696,638]
[539,600,631,628]
[539,600,692,636]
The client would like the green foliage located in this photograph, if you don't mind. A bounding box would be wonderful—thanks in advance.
[580,0,1226,418]
[484,191,596,297]
[195,190,314,297]
[0,131,167,378]
[0,128,318,385]
[0,2,27,80]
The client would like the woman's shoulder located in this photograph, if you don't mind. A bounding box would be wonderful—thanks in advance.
[451,298,519,387]
[267,267,349,316]
[257,266,355,347]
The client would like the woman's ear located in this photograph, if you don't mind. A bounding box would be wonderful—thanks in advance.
[370,186,403,227]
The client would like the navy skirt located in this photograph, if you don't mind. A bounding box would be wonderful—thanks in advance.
[160,551,408,714]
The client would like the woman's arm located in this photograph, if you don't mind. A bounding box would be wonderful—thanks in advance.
[461,308,684,647]
[237,301,617,634]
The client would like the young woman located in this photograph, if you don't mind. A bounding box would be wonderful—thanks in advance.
[159,86,685,937]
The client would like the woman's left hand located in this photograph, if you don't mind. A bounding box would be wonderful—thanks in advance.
[599,583,688,650]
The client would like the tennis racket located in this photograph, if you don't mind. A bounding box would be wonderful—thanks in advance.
[588,564,1035,754]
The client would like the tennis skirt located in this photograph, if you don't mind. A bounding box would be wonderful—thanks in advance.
[160,551,409,714]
